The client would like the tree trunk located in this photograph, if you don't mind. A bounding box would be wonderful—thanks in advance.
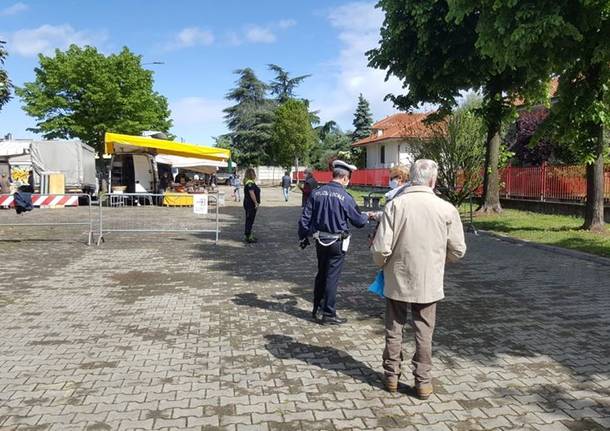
[294,156,300,186]
[477,121,503,214]
[582,124,606,231]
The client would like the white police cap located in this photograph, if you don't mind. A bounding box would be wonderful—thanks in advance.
[332,159,357,173]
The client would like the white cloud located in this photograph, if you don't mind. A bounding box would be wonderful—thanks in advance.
[165,26,214,50]
[244,25,276,44]
[310,2,406,129]
[6,24,107,57]
[278,19,297,29]
[0,2,29,16]
[170,97,229,143]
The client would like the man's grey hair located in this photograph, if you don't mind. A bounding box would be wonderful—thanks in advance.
[410,159,438,186]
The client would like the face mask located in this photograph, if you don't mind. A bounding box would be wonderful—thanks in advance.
[389,179,399,189]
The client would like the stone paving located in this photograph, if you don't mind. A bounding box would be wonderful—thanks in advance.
[0,186,609,431]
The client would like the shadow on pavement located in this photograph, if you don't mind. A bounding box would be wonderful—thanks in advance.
[264,334,385,391]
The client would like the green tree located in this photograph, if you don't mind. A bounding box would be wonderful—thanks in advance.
[268,64,311,104]
[223,68,275,166]
[271,99,316,175]
[0,40,11,112]
[411,104,486,207]
[368,0,546,213]
[16,45,171,153]
[452,0,609,230]
[311,121,354,169]
[352,94,373,142]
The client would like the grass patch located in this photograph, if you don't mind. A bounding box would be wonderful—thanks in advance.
[472,209,610,258]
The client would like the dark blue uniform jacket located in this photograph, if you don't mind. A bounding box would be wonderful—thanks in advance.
[298,181,368,240]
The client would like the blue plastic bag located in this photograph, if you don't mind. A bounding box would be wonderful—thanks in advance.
[368,270,384,298]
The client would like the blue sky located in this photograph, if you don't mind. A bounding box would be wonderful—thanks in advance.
[0,0,404,145]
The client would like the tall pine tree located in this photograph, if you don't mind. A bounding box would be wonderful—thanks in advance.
[352,94,373,142]
[223,68,275,166]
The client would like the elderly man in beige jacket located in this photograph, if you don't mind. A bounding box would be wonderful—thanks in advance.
[371,159,467,399]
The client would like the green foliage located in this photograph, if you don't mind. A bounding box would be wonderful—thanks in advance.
[411,106,486,206]
[311,122,354,169]
[368,0,548,211]
[223,68,275,166]
[351,94,373,142]
[271,99,316,169]
[0,41,11,112]
[268,64,311,104]
[16,45,171,153]
[449,0,610,164]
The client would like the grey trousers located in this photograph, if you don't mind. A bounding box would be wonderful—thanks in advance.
[382,298,437,386]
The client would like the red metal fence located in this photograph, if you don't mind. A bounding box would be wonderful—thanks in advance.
[295,164,610,203]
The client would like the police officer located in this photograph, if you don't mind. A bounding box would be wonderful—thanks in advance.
[298,160,371,325]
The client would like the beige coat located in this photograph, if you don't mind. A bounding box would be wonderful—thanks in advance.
[371,186,467,303]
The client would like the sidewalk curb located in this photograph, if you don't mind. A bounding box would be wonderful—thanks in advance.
[475,229,610,267]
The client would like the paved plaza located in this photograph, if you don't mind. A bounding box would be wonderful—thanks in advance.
[1,187,609,431]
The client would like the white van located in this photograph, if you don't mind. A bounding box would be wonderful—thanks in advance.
[109,153,158,193]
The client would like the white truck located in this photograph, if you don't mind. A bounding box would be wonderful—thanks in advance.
[0,139,97,195]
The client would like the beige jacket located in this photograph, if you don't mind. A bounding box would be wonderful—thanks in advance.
[371,186,466,303]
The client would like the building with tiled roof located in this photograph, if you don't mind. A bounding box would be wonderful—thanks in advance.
[352,112,435,169]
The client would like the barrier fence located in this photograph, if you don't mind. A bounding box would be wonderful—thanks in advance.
[296,164,610,203]
[0,193,93,245]
[96,192,221,246]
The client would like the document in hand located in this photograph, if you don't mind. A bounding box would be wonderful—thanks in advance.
[368,270,384,298]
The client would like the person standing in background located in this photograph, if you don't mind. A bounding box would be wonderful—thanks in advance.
[281,171,292,202]
[233,174,242,202]
[299,168,318,207]
[243,168,260,243]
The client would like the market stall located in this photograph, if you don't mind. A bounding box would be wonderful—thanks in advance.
[104,133,231,207]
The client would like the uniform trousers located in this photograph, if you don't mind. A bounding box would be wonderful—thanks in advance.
[244,206,257,236]
[383,298,437,386]
[313,240,345,316]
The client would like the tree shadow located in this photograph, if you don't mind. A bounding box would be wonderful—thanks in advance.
[263,334,387,391]
[194,203,610,384]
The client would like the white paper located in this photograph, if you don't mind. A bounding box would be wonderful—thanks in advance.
[193,194,208,214]
[342,235,351,252]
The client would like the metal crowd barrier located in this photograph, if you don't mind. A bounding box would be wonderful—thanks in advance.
[0,193,94,245]
[96,192,221,245]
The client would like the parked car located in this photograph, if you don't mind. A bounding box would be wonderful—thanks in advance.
[216,171,233,185]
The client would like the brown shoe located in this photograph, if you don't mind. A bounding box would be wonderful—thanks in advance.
[415,384,433,400]
[384,375,398,393]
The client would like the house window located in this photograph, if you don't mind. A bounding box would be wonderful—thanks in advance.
[380,145,385,165]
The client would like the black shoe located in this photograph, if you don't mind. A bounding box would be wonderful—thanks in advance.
[321,314,347,325]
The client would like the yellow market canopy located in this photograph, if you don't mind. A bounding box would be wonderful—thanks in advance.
[104,132,230,162]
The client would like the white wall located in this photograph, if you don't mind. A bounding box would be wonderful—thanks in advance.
[364,139,415,168]
[254,166,295,185]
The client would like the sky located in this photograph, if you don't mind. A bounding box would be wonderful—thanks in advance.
[0,0,406,146]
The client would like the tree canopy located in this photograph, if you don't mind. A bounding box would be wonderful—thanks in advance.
[411,103,486,207]
[351,94,373,142]
[16,45,172,153]
[271,99,316,170]
[268,64,311,104]
[0,41,11,113]
[449,0,610,229]
[223,68,275,166]
[368,0,547,212]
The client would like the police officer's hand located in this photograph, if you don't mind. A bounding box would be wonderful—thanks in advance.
[299,238,310,249]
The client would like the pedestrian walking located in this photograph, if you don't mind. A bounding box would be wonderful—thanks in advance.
[298,160,372,325]
[243,168,260,243]
[281,171,292,202]
[371,159,467,398]
[298,168,318,207]
[233,174,241,202]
